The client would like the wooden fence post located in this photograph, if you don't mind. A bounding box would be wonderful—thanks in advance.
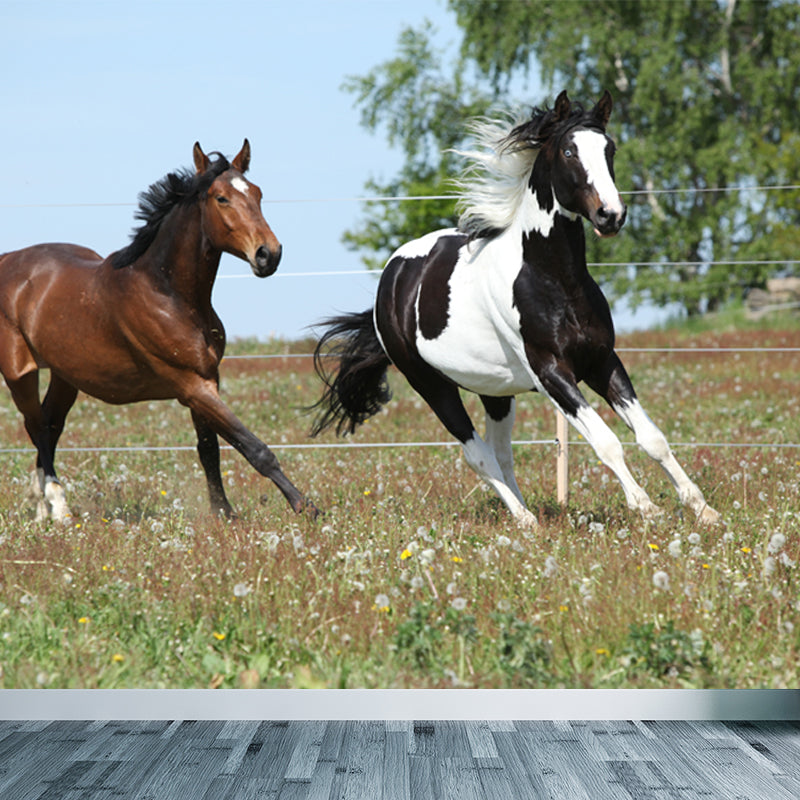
[556,410,569,506]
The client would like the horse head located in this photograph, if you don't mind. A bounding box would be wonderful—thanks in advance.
[194,139,283,277]
[546,90,627,238]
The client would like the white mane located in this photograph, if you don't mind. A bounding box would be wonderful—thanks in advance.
[453,114,539,238]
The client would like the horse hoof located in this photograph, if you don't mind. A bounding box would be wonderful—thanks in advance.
[696,505,722,525]
[640,503,664,520]
[514,509,538,529]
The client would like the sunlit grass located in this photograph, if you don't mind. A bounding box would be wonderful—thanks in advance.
[0,326,799,688]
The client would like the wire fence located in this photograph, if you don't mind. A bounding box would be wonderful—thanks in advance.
[2,184,799,502]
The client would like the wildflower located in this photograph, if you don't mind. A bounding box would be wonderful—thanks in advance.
[409,576,424,590]
[78,616,89,624]
[400,549,413,560]
[451,556,463,563]
[233,583,251,598]
[451,597,467,611]
[768,533,786,554]
[595,648,610,656]
[374,593,390,611]
[496,535,512,548]
[763,557,776,577]
[419,548,436,565]
[741,547,752,554]
[688,533,701,546]
[653,570,671,591]
[648,543,659,552]
[213,632,226,641]
[112,654,124,663]
[363,488,371,496]
[588,521,605,535]
[543,556,558,578]
[668,539,682,558]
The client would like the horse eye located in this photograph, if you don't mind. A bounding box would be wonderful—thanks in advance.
[216,195,229,205]
[563,148,573,158]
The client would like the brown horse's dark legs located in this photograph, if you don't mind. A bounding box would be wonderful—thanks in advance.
[191,411,236,519]
[188,388,318,518]
[4,371,72,520]
[40,376,79,471]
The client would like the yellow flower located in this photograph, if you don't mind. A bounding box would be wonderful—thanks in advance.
[78,617,89,624]
[363,489,371,496]
[648,543,659,551]
[559,604,569,613]
[741,547,752,554]
[400,549,413,560]
[595,648,610,656]
[213,632,226,641]
[702,563,710,569]
[160,490,167,497]
[451,556,463,563]
[112,653,124,663]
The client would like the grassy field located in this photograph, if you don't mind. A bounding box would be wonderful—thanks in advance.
[0,319,799,689]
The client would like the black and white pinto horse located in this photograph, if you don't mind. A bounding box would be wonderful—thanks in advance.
[312,90,719,527]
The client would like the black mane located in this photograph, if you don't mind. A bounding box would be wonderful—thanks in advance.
[111,153,232,269]
[502,101,604,153]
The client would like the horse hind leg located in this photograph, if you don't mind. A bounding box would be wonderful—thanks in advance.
[408,376,536,527]
[480,395,526,506]
[5,371,74,522]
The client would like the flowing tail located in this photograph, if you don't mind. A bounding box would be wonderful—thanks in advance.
[310,309,392,437]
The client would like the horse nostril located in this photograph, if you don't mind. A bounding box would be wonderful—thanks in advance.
[255,244,282,275]
[596,207,612,223]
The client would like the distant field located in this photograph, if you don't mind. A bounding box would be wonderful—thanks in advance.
[0,325,798,689]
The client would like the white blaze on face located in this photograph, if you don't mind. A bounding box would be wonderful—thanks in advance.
[572,130,624,215]
[231,176,249,195]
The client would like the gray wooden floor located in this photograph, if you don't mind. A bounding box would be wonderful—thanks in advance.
[1,719,799,799]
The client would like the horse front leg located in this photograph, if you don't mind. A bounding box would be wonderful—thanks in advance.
[186,383,318,518]
[590,353,720,525]
[537,362,662,519]
[191,410,236,519]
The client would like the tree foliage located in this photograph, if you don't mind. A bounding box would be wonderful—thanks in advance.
[344,1,800,316]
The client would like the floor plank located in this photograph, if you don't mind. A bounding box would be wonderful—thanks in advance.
[2,719,799,799]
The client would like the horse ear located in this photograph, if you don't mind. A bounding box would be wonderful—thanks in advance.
[592,90,613,127]
[554,90,571,121]
[232,139,251,173]
[193,142,211,174]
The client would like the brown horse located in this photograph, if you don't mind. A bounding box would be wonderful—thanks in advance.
[0,140,317,522]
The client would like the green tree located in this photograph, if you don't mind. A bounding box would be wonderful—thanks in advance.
[344,1,800,317]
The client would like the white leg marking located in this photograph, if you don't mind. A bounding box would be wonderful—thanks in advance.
[462,433,537,528]
[43,478,72,523]
[571,405,662,518]
[483,398,525,504]
[615,399,720,524]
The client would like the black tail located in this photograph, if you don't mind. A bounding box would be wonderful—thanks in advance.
[310,309,392,437]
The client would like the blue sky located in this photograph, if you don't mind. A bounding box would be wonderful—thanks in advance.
[1,0,662,341]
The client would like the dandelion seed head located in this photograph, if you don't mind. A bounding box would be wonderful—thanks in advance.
[768,533,786,554]
[451,597,467,611]
[233,583,251,598]
[653,570,670,591]
[543,556,558,578]
[374,593,390,610]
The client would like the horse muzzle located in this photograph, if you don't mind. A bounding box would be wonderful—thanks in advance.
[252,243,282,277]
[592,203,627,238]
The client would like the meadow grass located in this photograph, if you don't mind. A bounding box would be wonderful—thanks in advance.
[0,325,798,689]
